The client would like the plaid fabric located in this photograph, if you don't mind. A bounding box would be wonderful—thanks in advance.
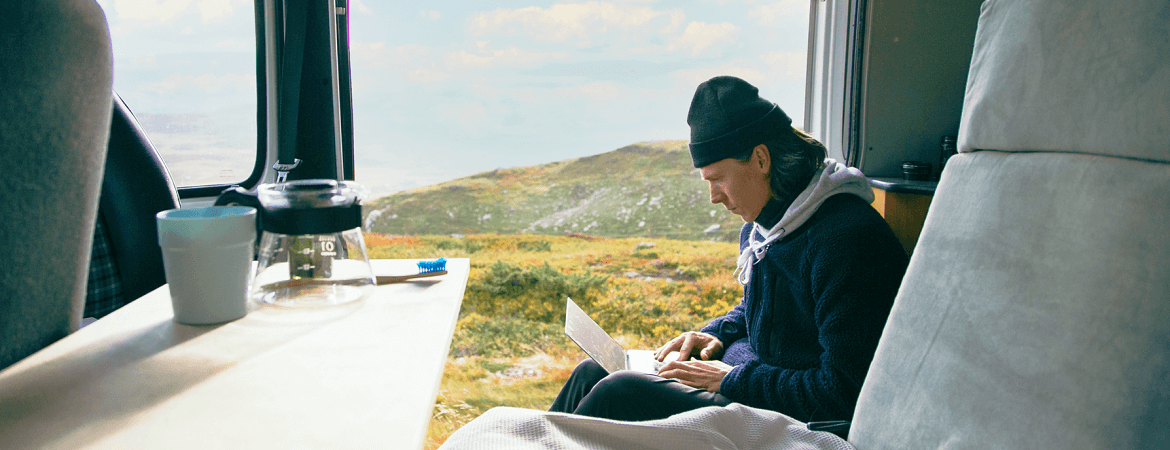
[85,215,127,320]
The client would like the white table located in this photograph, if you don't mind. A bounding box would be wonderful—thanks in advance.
[0,258,469,450]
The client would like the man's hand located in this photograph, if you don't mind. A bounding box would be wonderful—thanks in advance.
[657,360,734,393]
[655,331,724,362]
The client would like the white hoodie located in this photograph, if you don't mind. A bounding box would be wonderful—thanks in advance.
[733,159,874,285]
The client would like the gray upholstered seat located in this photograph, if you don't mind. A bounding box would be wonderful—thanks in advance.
[0,0,113,370]
[848,0,1170,448]
[84,93,181,320]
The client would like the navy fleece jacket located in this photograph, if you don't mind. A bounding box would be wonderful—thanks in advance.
[701,193,907,422]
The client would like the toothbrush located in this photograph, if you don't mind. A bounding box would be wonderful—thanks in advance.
[376,258,448,285]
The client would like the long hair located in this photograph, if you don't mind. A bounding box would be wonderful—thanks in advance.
[737,127,826,206]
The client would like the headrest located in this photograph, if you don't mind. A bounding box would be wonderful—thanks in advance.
[957,0,1170,163]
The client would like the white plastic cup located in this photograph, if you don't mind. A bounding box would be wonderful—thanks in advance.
[156,206,257,325]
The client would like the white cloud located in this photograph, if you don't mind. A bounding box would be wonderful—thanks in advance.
[351,42,431,69]
[110,0,244,24]
[420,10,441,20]
[352,0,373,15]
[471,1,684,48]
[353,41,569,80]
[145,72,255,95]
[197,0,233,23]
[405,67,457,84]
[669,65,767,91]
[553,81,625,102]
[751,0,807,26]
[129,55,158,69]
[672,21,740,57]
[465,81,665,127]
[349,42,456,85]
[431,102,497,134]
[214,37,252,52]
[112,0,194,22]
[761,50,806,81]
[449,50,494,68]
[448,46,571,69]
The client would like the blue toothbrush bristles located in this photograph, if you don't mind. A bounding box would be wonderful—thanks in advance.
[417,258,447,273]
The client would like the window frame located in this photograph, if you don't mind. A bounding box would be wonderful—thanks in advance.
[179,0,355,202]
[802,0,868,167]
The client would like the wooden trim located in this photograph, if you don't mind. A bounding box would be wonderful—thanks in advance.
[870,187,933,255]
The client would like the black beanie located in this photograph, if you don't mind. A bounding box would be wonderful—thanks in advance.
[687,76,792,168]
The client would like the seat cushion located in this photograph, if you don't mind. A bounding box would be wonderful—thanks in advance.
[849,151,1170,449]
[0,0,112,370]
[958,0,1169,161]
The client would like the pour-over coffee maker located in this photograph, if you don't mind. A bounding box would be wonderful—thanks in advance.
[215,179,375,308]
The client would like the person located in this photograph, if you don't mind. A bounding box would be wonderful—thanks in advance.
[548,76,908,422]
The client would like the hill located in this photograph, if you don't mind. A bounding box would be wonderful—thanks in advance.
[363,141,744,242]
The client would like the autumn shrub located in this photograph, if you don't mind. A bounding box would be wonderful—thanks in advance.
[462,260,609,323]
[516,240,552,252]
[692,274,742,319]
[449,313,564,358]
[590,278,697,345]
[364,233,423,248]
[428,236,482,253]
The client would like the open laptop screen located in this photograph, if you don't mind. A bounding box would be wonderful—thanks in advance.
[564,297,627,374]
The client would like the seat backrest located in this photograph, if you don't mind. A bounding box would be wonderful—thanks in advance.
[0,0,113,370]
[85,94,180,319]
[849,0,1170,448]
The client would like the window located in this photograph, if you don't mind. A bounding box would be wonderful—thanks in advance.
[96,0,259,189]
[345,3,815,443]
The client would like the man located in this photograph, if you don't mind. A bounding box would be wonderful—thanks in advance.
[549,76,908,422]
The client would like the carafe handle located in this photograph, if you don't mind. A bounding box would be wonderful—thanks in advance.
[214,186,261,209]
[214,186,264,253]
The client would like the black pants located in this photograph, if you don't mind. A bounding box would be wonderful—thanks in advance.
[549,359,734,421]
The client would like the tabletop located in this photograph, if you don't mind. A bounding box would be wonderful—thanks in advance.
[0,258,470,450]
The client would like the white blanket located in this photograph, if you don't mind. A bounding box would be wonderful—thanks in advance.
[438,404,853,450]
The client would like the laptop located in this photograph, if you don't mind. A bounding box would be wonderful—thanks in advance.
[564,297,675,374]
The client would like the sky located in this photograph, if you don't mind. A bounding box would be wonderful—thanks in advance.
[96,0,810,198]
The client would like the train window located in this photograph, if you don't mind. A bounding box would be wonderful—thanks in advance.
[96,0,259,188]
[348,1,812,198]
[347,3,812,443]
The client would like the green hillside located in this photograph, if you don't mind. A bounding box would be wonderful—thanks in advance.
[363,140,744,242]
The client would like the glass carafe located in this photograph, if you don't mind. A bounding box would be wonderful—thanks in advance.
[216,179,375,308]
